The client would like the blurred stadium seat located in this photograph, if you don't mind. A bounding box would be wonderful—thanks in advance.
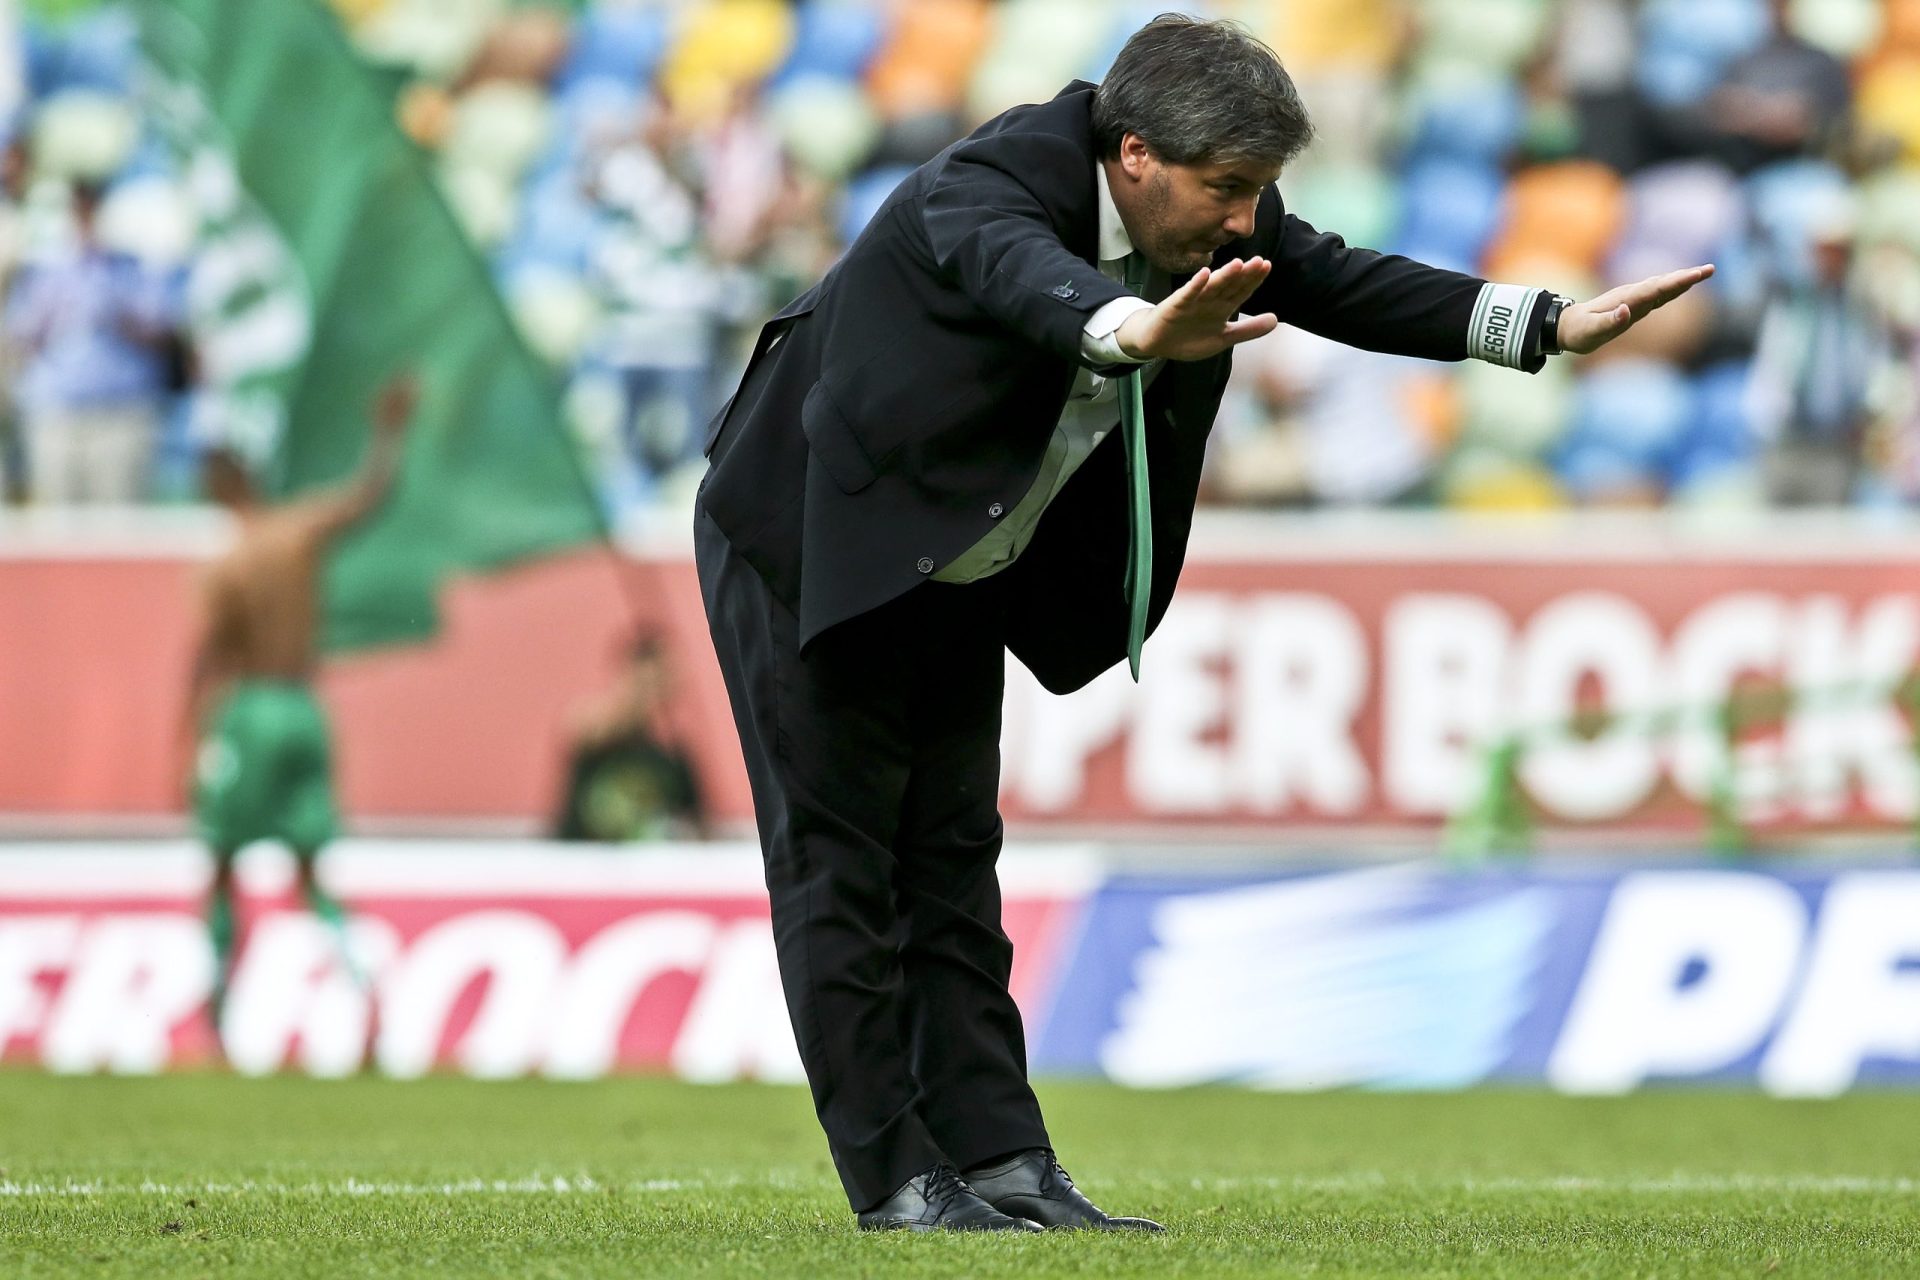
[0,0,1915,518]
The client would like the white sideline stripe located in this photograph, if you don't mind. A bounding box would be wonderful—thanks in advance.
[1180,509,1920,562]
[4,1173,1914,1198]
[0,1176,673,1197]
[1180,1173,1920,1195]
[20,503,1920,563]
[0,841,1107,900]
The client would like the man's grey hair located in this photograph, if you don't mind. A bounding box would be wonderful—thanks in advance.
[1091,13,1314,168]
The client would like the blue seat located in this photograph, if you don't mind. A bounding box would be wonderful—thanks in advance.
[1567,359,1696,469]
[557,4,669,89]
[1394,159,1505,269]
[771,1,887,88]
[1407,76,1523,164]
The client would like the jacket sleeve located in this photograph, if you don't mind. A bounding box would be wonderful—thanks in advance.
[1246,186,1552,373]
[919,131,1132,368]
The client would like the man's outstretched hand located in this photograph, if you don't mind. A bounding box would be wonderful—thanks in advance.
[1114,257,1279,362]
[1559,265,1715,356]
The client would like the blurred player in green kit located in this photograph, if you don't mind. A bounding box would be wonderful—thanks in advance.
[183,373,416,1034]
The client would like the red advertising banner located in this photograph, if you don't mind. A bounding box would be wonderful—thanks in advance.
[1001,522,1920,836]
[4,514,1918,837]
[0,843,1094,1076]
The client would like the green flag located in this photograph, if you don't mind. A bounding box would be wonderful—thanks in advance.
[137,0,605,650]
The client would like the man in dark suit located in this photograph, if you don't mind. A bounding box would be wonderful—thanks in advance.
[696,15,1710,1232]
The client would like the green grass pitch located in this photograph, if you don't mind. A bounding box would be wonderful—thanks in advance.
[2,1073,1915,1278]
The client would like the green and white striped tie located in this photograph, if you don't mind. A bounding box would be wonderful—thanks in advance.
[1119,253,1152,682]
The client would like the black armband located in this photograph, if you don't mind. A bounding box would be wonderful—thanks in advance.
[1539,294,1573,358]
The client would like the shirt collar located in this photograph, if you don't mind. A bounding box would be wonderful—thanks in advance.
[1095,162,1133,264]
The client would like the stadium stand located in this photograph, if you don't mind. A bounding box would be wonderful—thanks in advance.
[1,0,1918,516]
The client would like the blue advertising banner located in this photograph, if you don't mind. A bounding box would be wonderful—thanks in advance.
[1027,864,1920,1098]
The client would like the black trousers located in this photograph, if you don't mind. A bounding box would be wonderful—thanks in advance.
[695,505,1049,1210]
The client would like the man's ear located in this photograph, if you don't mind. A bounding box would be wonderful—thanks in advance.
[1118,132,1152,182]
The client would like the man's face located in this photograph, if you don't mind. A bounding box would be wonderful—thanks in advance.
[1121,141,1280,275]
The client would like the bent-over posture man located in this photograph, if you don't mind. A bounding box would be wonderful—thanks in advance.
[185,374,415,1031]
[696,16,1710,1232]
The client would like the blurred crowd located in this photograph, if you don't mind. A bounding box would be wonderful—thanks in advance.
[1210,0,1920,511]
[1,0,1919,515]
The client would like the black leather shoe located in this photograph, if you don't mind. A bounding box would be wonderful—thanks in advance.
[856,1164,1045,1232]
[963,1148,1164,1231]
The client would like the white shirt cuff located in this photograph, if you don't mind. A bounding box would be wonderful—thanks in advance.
[1467,282,1544,370]
[1080,295,1155,365]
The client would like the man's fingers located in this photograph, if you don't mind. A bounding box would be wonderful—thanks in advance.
[1635,274,1693,311]
[1163,258,1271,316]
[1658,263,1714,303]
[1208,256,1268,297]
[1223,312,1278,345]
[1564,300,1637,354]
[1140,258,1277,358]
[1578,302,1632,339]
[1624,263,1715,316]
[1192,257,1269,315]
[1179,261,1236,305]
[1168,266,1211,303]
[1221,258,1270,311]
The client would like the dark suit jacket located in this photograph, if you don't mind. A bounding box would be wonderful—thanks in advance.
[700,80,1533,694]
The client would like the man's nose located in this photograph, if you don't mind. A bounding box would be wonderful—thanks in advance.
[1223,197,1258,240]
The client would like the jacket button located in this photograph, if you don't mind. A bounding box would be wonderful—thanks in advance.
[988,503,1004,518]
[916,557,935,574]
[1051,284,1078,301]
